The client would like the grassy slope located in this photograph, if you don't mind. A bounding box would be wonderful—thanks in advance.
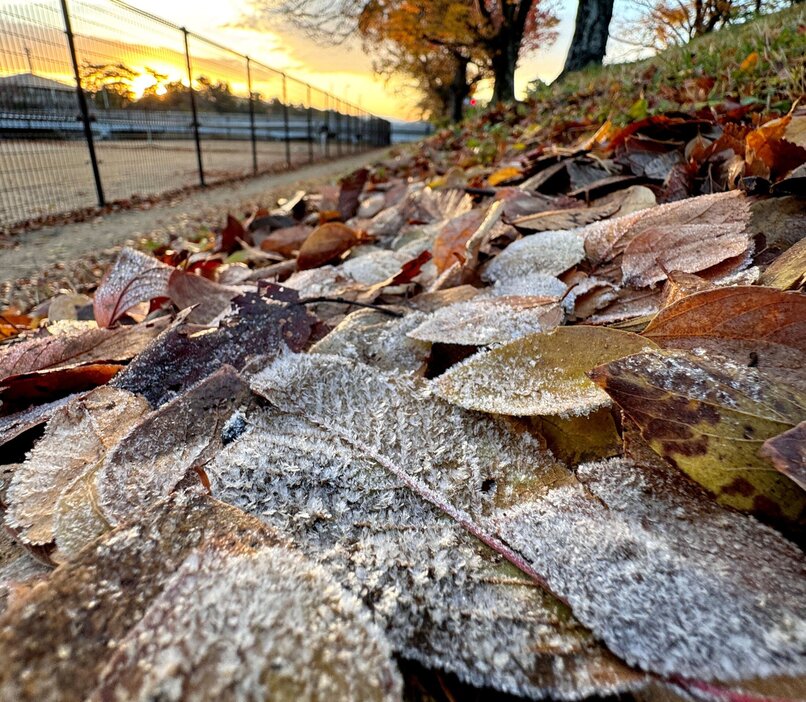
[448,5,805,156]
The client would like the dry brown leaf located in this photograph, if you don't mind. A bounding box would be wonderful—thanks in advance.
[431,209,486,274]
[643,286,806,370]
[259,224,312,256]
[761,422,806,490]
[759,237,806,290]
[93,248,173,328]
[297,223,368,270]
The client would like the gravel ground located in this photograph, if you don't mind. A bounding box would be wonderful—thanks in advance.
[0,139,330,226]
[0,148,389,310]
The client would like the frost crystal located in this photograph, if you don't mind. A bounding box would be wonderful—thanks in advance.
[206,354,640,699]
[408,297,563,346]
[483,230,585,282]
[492,458,806,681]
[311,309,430,372]
[89,544,401,702]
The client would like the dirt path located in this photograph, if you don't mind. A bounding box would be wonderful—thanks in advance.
[1,149,388,309]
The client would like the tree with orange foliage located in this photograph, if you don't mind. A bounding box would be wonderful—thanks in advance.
[246,0,558,107]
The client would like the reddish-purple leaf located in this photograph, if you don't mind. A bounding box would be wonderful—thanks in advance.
[93,249,173,328]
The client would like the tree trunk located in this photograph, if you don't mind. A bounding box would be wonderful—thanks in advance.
[562,0,615,75]
[491,41,518,104]
[450,56,471,123]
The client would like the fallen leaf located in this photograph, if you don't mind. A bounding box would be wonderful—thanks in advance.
[492,456,806,681]
[5,386,150,545]
[112,293,318,408]
[431,209,486,274]
[215,214,248,254]
[216,354,640,699]
[620,195,752,286]
[88,541,401,702]
[0,364,125,410]
[297,223,367,270]
[93,248,173,328]
[590,349,806,525]
[258,224,312,256]
[530,408,621,465]
[642,286,806,370]
[761,422,806,490]
[338,167,369,220]
[758,238,806,290]
[738,51,759,71]
[488,165,522,186]
[484,230,585,282]
[746,114,806,180]
[584,191,750,271]
[408,296,563,346]
[0,319,167,382]
[167,269,242,324]
[434,326,657,416]
[311,310,430,373]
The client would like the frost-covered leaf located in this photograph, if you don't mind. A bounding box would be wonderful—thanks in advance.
[642,286,806,371]
[166,270,243,324]
[590,349,806,525]
[5,386,150,545]
[621,208,752,287]
[408,296,563,346]
[489,272,568,298]
[511,199,622,232]
[583,191,751,272]
[209,356,641,700]
[311,310,430,373]
[0,394,83,451]
[0,491,284,702]
[93,248,173,328]
[492,456,806,682]
[484,230,585,282]
[89,542,401,702]
[0,318,167,382]
[112,293,317,407]
[761,422,806,491]
[434,326,657,417]
[49,366,251,560]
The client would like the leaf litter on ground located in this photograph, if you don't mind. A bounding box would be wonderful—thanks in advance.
[1,81,806,702]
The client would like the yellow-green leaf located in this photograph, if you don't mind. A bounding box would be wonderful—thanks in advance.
[434,326,657,417]
[590,349,806,525]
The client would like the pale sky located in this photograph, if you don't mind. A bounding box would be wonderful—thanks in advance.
[6,0,640,121]
[122,0,642,121]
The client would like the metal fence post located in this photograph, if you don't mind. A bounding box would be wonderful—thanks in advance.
[182,27,205,187]
[306,84,314,164]
[59,0,105,207]
[246,57,258,175]
[324,94,330,159]
[281,74,291,168]
[335,99,342,157]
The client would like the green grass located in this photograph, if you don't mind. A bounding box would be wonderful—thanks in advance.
[442,5,805,156]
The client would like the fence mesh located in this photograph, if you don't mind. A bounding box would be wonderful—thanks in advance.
[0,0,391,229]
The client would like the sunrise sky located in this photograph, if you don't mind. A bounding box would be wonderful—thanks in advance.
[3,0,641,121]
[120,0,641,120]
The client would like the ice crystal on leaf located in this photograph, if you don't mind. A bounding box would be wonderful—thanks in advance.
[408,296,563,346]
[206,389,640,700]
[89,543,401,702]
[483,229,585,282]
[492,457,806,681]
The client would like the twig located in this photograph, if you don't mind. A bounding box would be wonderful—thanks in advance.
[296,297,403,317]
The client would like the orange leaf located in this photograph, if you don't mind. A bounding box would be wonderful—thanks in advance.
[738,51,759,72]
[431,209,486,275]
[297,223,367,270]
[488,166,522,186]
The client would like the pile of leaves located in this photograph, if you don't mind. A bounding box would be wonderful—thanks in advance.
[0,90,805,702]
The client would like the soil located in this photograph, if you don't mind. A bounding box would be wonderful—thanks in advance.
[0,149,389,311]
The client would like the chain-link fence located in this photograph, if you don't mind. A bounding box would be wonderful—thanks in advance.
[0,0,391,229]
